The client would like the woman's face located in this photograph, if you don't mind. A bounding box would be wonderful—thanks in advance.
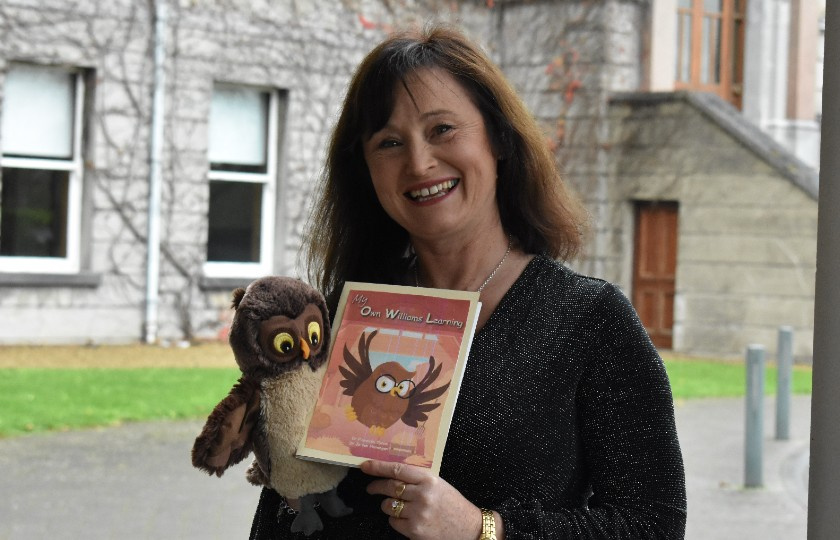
[362,68,500,244]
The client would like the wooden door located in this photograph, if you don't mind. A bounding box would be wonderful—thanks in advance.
[633,202,679,349]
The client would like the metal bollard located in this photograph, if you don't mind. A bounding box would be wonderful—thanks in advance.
[745,344,765,488]
[776,326,794,440]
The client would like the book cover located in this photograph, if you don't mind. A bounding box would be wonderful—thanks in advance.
[296,282,480,475]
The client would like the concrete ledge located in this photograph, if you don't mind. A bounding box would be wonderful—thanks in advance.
[609,91,819,200]
[199,276,252,291]
[0,272,102,288]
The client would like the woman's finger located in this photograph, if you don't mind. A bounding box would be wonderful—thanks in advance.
[367,477,412,499]
[361,459,427,484]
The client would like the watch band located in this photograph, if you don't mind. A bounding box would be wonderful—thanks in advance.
[479,508,497,540]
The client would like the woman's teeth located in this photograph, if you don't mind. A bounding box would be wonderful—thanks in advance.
[407,179,458,201]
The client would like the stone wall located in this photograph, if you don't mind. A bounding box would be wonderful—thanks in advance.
[0,0,452,343]
[3,0,626,344]
[491,1,649,281]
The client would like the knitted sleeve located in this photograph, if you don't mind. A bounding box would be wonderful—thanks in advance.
[496,284,687,539]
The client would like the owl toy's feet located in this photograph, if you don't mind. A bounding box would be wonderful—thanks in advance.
[245,460,269,486]
[290,494,323,536]
[317,487,353,518]
[344,406,358,422]
[369,425,386,437]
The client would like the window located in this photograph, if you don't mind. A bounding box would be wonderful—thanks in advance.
[204,84,279,278]
[676,0,747,108]
[1,64,85,273]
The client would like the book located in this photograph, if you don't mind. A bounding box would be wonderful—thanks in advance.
[296,281,480,475]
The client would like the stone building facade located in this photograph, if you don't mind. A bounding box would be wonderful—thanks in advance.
[606,92,817,359]
[0,0,820,360]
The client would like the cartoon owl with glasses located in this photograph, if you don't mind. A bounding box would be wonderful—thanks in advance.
[339,330,449,436]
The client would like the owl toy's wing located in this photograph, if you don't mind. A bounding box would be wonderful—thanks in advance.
[192,376,262,477]
[338,330,376,396]
[402,355,450,427]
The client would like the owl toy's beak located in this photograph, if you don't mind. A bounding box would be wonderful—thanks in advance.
[300,338,311,360]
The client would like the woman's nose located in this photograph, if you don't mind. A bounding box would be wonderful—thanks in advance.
[405,141,436,176]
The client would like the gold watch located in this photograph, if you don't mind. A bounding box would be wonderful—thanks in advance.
[479,508,497,540]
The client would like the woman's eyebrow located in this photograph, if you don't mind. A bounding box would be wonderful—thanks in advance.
[419,109,454,120]
[369,109,456,137]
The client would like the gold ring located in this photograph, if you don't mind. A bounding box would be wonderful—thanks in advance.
[395,481,407,498]
[391,498,405,519]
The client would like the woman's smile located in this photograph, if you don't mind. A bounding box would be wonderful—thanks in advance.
[405,178,460,203]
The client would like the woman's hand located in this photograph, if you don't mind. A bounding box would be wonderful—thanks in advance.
[362,459,490,540]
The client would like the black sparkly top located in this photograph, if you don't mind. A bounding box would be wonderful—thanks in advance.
[249,255,687,539]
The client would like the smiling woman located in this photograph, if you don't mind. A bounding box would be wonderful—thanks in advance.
[250,24,687,540]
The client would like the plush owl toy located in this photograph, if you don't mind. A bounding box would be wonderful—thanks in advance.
[191,276,351,536]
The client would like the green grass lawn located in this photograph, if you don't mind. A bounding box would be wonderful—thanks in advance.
[0,367,240,438]
[664,356,812,399]
[0,357,812,438]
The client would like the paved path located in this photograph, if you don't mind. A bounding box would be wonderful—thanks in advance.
[0,420,258,539]
[0,396,810,539]
[676,395,810,540]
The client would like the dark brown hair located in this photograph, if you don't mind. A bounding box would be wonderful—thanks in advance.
[305,24,589,300]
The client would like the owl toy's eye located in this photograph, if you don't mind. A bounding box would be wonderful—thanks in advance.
[273,332,296,355]
[396,380,416,399]
[307,321,322,346]
[375,375,396,393]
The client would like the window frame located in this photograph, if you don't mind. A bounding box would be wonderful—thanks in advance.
[675,0,747,109]
[0,65,85,274]
[203,84,279,279]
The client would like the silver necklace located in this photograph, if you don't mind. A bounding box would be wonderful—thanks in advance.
[414,235,513,293]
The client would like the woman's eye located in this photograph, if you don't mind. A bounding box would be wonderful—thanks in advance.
[378,138,400,149]
[433,124,453,136]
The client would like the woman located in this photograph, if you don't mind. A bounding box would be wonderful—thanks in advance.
[250,25,686,539]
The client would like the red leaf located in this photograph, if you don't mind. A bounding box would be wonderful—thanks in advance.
[565,80,582,104]
[359,14,377,30]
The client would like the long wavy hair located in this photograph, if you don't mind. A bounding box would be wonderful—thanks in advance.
[304,24,589,303]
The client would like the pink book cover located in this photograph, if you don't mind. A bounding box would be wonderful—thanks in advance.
[296,282,480,475]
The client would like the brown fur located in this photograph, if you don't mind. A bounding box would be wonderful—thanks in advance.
[191,376,261,476]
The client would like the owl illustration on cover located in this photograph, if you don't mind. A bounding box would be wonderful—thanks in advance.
[339,330,450,436]
[191,276,351,536]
